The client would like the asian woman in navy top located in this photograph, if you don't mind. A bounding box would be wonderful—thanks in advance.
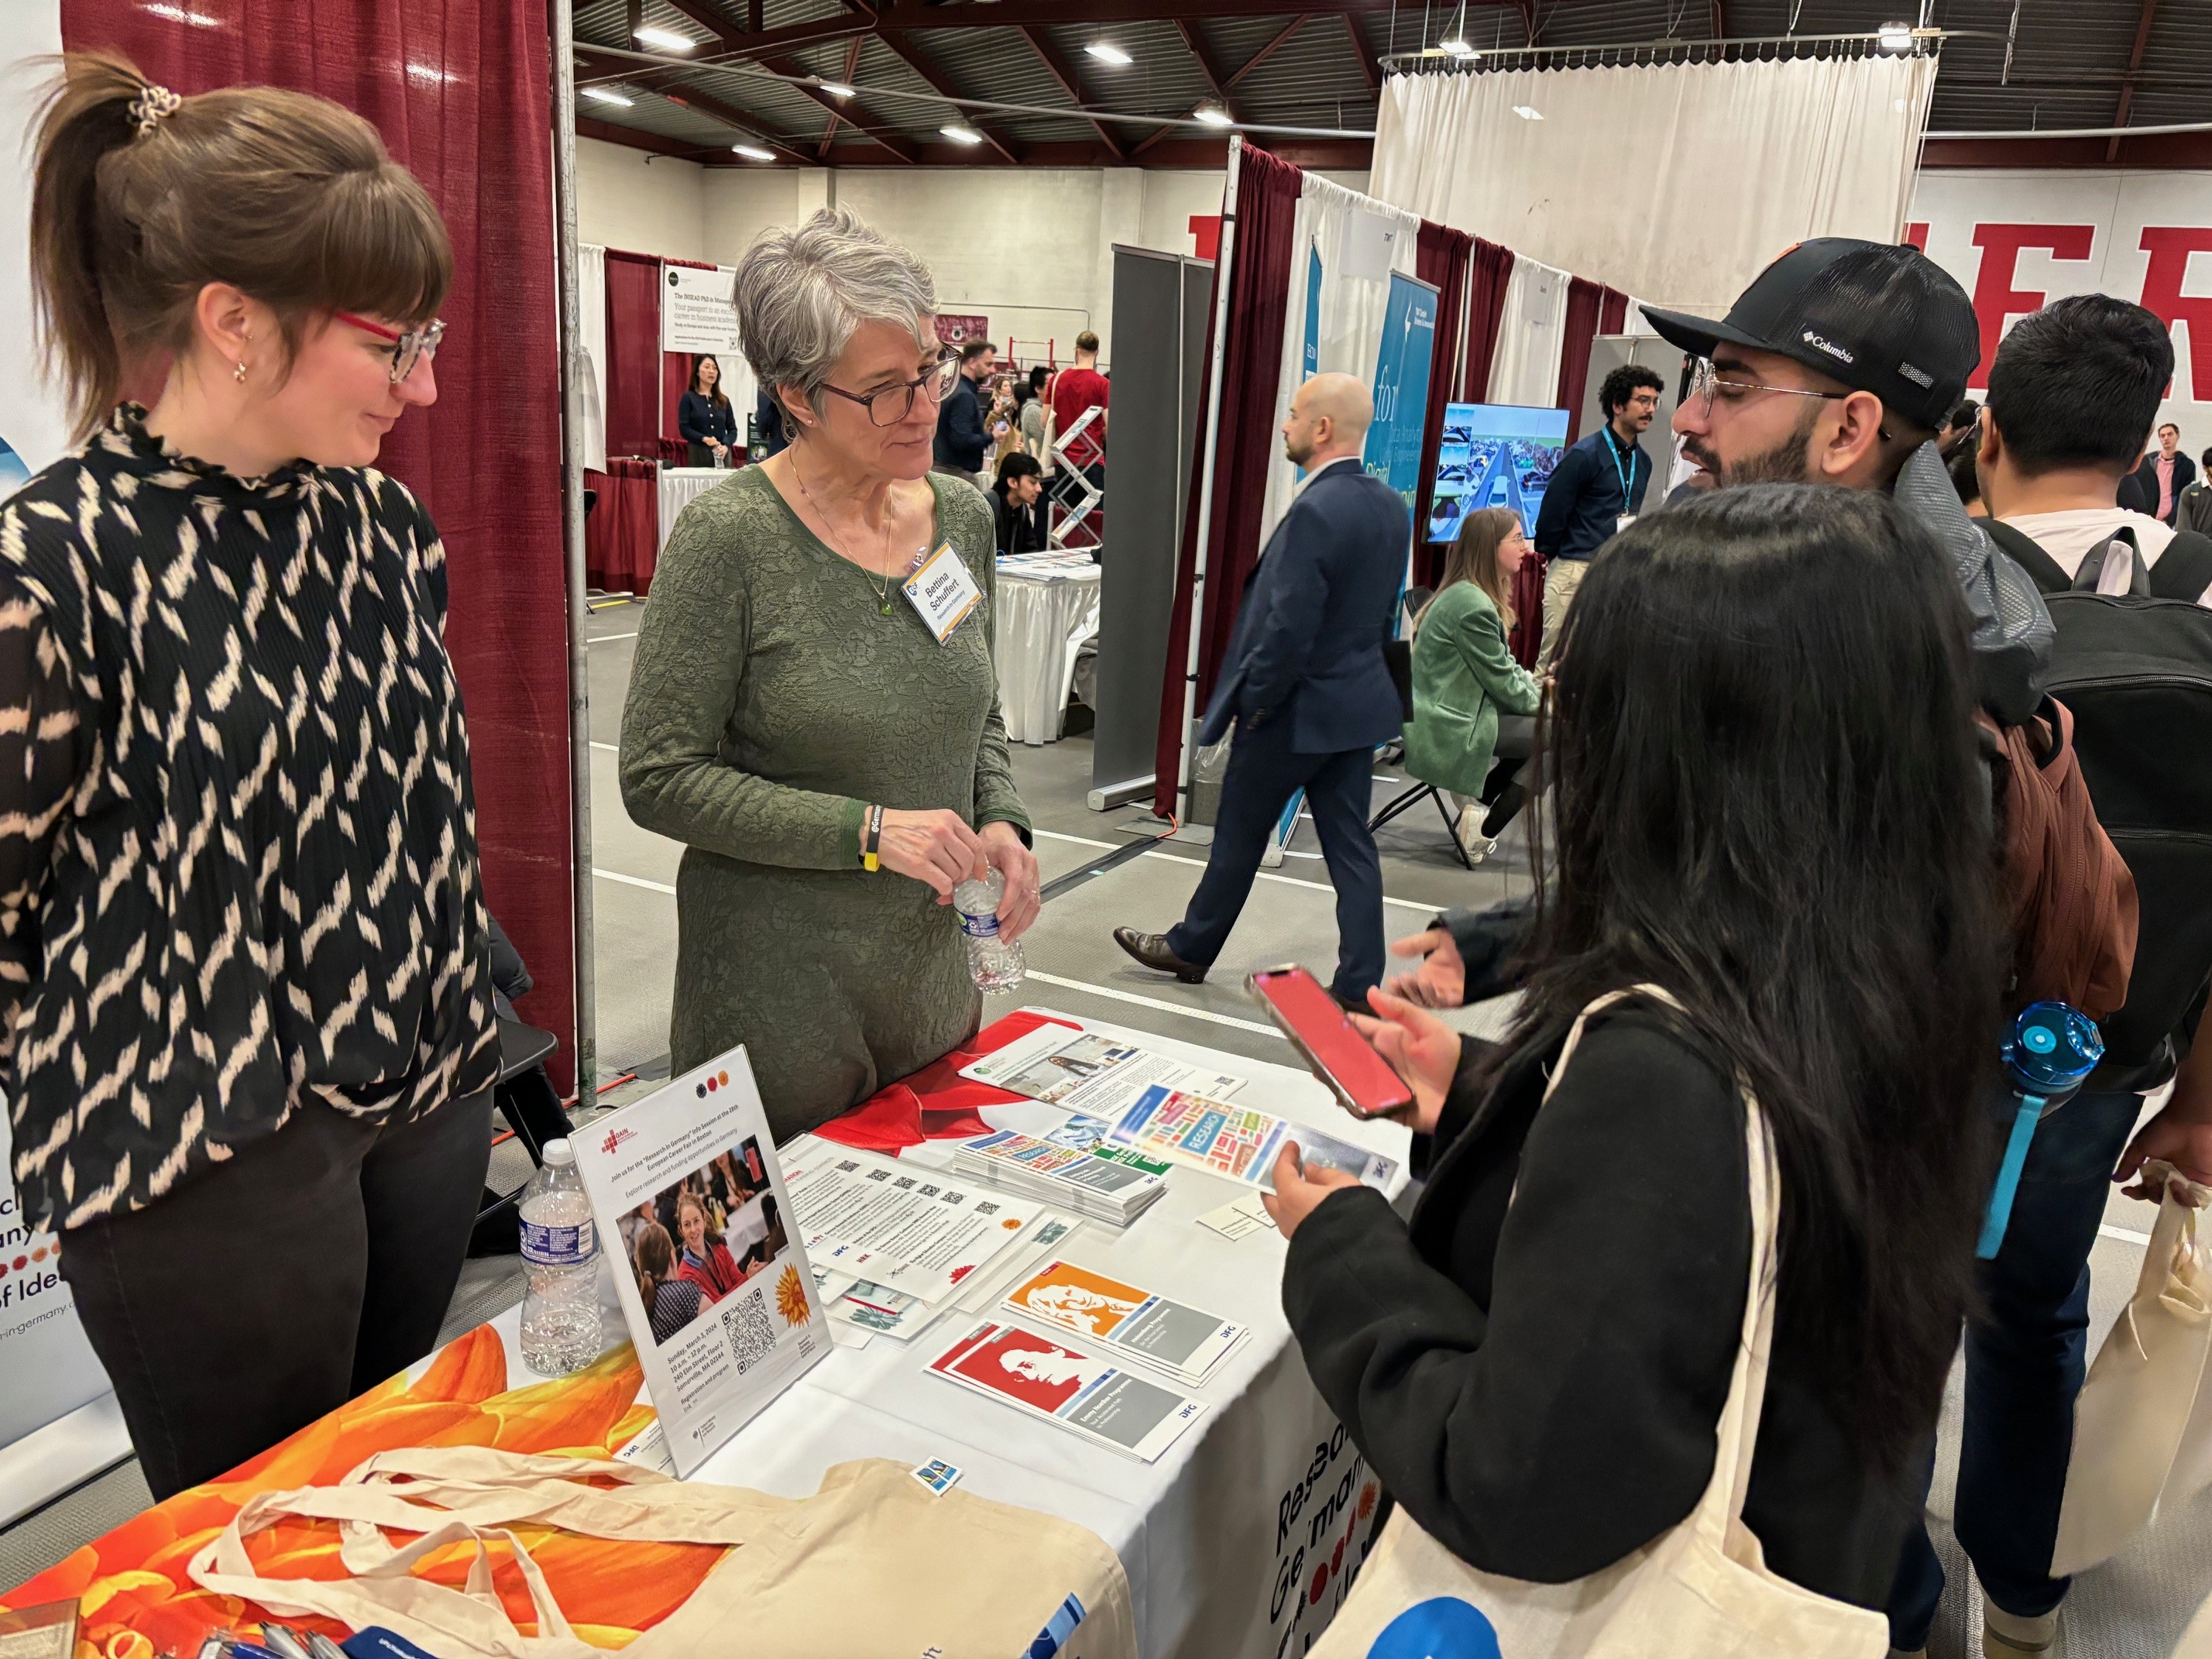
[678,353,739,465]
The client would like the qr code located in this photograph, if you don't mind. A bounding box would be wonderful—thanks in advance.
[720,1286,776,1376]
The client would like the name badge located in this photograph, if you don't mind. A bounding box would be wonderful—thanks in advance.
[902,541,983,643]
[1616,514,1638,534]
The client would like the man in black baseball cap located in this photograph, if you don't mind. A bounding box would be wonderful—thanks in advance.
[1642,237,2051,725]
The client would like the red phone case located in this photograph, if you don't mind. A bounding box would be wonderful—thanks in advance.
[1249,967,1413,1119]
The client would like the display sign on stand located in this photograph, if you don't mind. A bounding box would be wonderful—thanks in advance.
[661,264,740,357]
[573,1048,830,1477]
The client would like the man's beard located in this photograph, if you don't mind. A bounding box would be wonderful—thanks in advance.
[1684,404,1822,488]
[1283,434,1313,466]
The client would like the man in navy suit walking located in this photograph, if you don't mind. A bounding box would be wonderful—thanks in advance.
[1115,373,1408,1006]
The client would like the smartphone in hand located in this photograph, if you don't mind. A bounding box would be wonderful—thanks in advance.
[1247,965,1413,1120]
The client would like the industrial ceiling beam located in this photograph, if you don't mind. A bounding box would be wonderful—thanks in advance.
[1017,25,1128,160]
[818,37,864,159]
[574,48,818,167]
[1341,13,1380,95]
[762,50,917,161]
[874,29,1025,164]
[578,11,877,86]
[873,0,1499,25]
[2108,0,2160,162]
[1176,19,1242,122]
[1132,13,1306,157]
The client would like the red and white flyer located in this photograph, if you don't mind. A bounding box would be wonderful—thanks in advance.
[926,1321,1209,1463]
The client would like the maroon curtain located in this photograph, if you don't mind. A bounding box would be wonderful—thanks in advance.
[1410,222,1473,592]
[1599,287,1630,336]
[585,459,659,596]
[604,250,664,463]
[1557,276,1606,443]
[1462,240,1514,404]
[1152,143,1303,819]
[62,0,579,1089]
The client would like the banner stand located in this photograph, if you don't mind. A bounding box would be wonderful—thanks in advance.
[0,1397,131,1529]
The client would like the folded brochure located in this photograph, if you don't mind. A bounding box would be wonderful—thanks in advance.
[927,1319,1207,1462]
[961,1024,1247,1118]
[1001,1259,1245,1386]
[1109,1086,1399,1191]
[782,1142,1042,1303]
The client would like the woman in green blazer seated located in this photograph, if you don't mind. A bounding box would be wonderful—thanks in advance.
[1403,507,1544,858]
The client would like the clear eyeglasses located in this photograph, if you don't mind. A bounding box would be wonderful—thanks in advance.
[819,349,963,426]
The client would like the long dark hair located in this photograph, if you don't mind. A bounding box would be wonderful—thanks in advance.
[29,51,450,438]
[689,352,730,406]
[1512,484,2001,1475]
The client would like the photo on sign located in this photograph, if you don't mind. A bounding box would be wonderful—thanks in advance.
[619,1135,796,1348]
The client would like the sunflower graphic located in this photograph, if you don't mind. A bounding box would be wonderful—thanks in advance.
[775,1264,811,1327]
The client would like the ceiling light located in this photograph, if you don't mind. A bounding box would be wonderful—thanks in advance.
[582,87,634,107]
[634,25,695,52]
[1085,42,1133,66]
[941,124,984,145]
[1194,105,1234,128]
[817,81,855,98]
[1440,36,1475,57]
[1511,105,1544,120]
[1877,21,1914,51]
[732,143,776,161]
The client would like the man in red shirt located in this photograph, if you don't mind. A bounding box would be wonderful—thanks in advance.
[1051,330,1110,479]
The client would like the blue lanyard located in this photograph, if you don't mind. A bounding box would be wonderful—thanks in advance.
[1606,433,1638,507]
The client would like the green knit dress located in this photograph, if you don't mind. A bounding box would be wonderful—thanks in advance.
[619,465,1030,1142]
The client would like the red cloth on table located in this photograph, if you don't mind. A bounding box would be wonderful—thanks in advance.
[585,459,658,595]
[814,1011,1080,1155]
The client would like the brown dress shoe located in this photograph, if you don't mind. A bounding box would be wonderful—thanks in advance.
[1112,926,1207,984]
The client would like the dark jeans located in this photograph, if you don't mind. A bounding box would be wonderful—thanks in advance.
[1167,718,1384,1001]
[1887,1087,2144,1649]
[60,1090,495,1498]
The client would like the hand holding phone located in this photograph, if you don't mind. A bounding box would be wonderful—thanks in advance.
[1247,966,1414,1121]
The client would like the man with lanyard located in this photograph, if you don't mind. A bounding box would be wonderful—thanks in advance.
[1530,362,1662,672]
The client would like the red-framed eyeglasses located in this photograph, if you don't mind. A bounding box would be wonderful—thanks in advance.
[335,311,446,383]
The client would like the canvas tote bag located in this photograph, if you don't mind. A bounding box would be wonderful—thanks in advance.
[187,1445,1136,1659]
[1309,987,1891,1659]
[2050,1161,2212,1578]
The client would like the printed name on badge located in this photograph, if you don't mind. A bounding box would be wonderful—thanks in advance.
[903,541,982,643]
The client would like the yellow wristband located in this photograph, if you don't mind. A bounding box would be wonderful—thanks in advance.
[862,851,880,872]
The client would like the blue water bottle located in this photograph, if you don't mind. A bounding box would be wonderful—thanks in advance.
[1978,1001,2104,1260]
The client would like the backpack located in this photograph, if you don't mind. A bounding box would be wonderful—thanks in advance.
[1987,519,2212,1084]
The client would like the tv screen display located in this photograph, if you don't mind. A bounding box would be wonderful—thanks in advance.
[1426,402,1572,543]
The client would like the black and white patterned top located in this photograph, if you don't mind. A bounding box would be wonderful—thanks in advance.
[0,405,498,1231]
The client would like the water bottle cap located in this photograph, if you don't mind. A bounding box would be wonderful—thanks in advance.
[2024,1026,2056,1054]
[542,1139,575,1166]
[2002,1001,2103,1094]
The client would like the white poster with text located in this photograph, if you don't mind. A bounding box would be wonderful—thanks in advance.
[572,1048,828,1477]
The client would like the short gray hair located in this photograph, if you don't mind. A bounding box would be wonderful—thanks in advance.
[733,207,936,415]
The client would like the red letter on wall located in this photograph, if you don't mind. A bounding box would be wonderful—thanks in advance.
[2139,227,2212,403]
[1967,223,2095,388]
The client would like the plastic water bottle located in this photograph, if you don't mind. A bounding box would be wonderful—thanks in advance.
[519,1139,603,1376]
[953,866,1026,992]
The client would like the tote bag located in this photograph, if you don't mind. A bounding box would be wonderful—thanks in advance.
[1309,987,1891,1659]
[187,1446,1136,1659]
[2050,1161,2212,1578]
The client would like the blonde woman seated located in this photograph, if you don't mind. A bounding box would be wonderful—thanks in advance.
[1402,507,1544,857]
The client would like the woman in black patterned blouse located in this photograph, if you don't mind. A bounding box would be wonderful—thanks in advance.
[4,53,500,1497]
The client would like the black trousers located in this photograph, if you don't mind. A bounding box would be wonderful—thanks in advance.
[59,1090,494,1499]
[1167,718,1385,1000]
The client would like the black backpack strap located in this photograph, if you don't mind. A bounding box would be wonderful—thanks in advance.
[1983,518,2071,596]
[2149,529,2212,603]
[2079,525,2154,597]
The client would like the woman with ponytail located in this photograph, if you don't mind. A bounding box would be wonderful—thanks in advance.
[3,53,499,1496]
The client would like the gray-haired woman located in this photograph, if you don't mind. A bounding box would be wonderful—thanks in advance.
[620,208,1037,1142]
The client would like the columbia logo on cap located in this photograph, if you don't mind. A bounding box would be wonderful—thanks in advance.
[1802,331,1856,365]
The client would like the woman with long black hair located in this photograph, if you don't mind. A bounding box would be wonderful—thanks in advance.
[1266,485,2004,1610]
[678,352,738,465]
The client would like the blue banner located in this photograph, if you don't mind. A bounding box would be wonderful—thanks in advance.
[1304,246,1323,383]
[1362,271,1438,513]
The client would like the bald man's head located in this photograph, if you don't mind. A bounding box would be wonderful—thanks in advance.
[1283,371,1373,467]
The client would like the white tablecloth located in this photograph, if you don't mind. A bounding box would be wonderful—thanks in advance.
[477,1009,1408,1659]
[658,466,730,552]
[996,563,1103,744]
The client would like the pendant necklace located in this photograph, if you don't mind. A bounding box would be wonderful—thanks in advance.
[792,455,905,614]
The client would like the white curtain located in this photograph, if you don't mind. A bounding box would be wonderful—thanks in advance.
[1372,51,1937,315]
[1485,255,1569,408]
[576,242,608,473]
[1260,173,1424,537]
